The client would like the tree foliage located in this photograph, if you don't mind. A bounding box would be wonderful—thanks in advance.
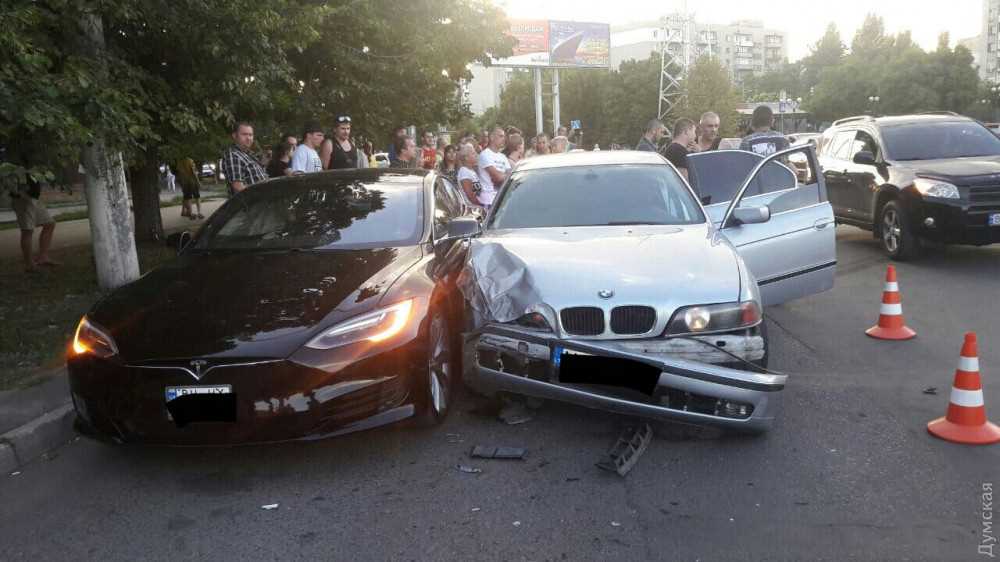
[677,56,742,137]
[492,53,680,148]
[745,14,983,126]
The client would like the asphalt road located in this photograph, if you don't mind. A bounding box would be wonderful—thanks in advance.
[2,226,998,562]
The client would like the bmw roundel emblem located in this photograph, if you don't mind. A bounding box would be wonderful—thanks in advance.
[598,289,615,299]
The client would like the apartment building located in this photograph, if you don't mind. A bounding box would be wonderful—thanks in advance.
[610,17,788,82]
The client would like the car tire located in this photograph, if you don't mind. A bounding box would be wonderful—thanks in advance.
[416,309,457,426]
[879,200,921,261]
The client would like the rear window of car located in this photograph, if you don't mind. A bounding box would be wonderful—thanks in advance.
[195,178,424,250]
[882,121,1000,160]
[488,164,705,229]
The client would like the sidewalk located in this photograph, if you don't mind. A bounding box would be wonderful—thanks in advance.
[0,370,74,473]
[0,199,225,260]
[0,189,222,224]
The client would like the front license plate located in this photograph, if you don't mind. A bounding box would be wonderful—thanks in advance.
[165,385,232,402]
[989,213,1000,226]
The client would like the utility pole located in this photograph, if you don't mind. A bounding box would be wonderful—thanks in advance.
[533,68,544,136]
[552,69,561,135]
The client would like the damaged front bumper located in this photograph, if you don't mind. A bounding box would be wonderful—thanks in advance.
[466,324,784,433]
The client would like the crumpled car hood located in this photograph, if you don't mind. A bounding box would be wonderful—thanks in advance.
[461,224,742,328]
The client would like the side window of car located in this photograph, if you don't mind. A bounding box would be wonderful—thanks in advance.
[828,130,856,160]
[433,178,460,239]
[853,131,880,160]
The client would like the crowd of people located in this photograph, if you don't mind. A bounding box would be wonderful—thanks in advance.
[216,104,791,212]
[636,105,789,179]
[216,116,589,211]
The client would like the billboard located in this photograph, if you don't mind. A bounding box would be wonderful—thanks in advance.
[548,21,610,68]
[494,19,610,68]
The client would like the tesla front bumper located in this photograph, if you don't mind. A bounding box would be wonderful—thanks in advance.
[467,325,784,433]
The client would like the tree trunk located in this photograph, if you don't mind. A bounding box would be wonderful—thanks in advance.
[79,13,140,290]
[131,151,164,242]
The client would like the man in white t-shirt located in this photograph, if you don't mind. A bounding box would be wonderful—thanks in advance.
[290,121,324,174]
[476,126,509,207]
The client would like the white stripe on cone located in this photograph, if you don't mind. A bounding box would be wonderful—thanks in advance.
[950,387,985,408]
[880,303,902,315]
[958,356,980,373]
[884,282,899,292]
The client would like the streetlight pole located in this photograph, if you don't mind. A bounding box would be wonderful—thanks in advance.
[992,85,999,123]
[868,95,881,116]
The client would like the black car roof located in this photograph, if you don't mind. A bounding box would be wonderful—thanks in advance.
[254,168,427,191]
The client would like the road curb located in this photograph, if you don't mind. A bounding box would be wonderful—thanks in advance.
[0,402,75,473]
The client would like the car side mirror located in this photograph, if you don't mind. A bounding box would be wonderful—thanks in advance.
[165,231,193,254]
[730,205,771,226]
[439,217,480,243]
[853,151,876,165]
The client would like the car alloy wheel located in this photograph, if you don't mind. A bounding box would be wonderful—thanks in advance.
[882,207,901,254]
[879,200,920,260]
[426,311,452,417]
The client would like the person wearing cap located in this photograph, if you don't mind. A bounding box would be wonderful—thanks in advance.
[321,115,359,170]
[290,121,324,174]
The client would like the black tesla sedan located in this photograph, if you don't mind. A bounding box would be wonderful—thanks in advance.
[68,169,480,444]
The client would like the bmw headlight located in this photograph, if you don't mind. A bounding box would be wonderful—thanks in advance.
[665,301,762,336]
[71,316,119,358]
[305,299,414,350]
[507,304,556,332]
[913,178,959,199]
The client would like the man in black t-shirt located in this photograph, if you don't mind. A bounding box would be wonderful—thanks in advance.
[739,105,789,157]
[663,118,696,180]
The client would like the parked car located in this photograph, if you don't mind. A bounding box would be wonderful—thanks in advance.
[199,163,216,178]
[68,169,480,445]
[461,148,835,433]
[819,112,1000,259]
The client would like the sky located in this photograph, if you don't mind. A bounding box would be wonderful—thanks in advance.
[495,0,983,61]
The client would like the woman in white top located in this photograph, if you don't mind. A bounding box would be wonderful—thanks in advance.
[457,143,489,210]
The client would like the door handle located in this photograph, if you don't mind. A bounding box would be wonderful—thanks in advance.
[814,219,833,230]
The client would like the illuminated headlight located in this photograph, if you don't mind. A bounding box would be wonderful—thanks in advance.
[913,178,959,199]
[71,316,118,358]
[665,301,762,336]
[684,307,711,331]
[305,300,413,350]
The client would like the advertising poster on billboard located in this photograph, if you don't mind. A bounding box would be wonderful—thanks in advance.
[493,19,610,68]
[548,21,610,68]
[497,19,550,67]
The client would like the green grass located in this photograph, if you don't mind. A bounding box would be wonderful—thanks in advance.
[0,240,178,390]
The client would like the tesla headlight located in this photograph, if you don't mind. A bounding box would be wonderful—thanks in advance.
[913,178,959,199]
[71,316,118,358]
[665,301,762,336]
[305,299,414,350]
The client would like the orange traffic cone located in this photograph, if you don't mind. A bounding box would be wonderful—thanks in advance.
[927,333,1000,445]
[865,265,916,340]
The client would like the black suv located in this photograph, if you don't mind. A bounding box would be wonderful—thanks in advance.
[819,112,1000,259]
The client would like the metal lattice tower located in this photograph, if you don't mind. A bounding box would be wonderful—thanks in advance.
[657,12,694,120]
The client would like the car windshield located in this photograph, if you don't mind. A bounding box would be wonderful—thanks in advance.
[489,164,705,229]
[194,179,424,250]
[882,121,1000,160]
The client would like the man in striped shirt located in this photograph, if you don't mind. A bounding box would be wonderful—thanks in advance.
[220,122,267,196]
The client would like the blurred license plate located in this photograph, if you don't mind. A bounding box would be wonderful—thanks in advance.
[165,385,232,402]
[989,213,1000,226]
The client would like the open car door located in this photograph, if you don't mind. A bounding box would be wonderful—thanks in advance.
[687,146,836,306]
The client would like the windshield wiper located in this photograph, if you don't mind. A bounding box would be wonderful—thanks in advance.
[604,221,667,226]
